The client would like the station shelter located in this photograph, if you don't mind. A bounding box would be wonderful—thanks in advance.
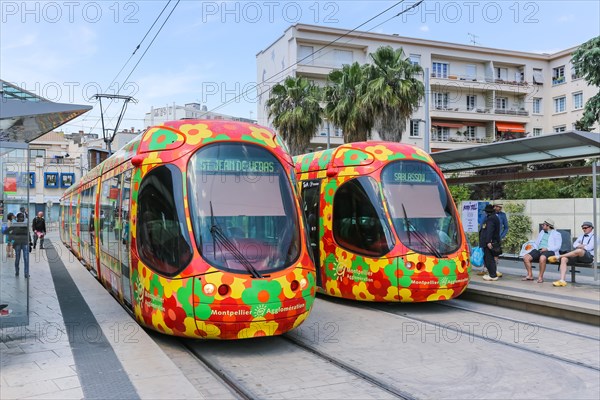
[1,79,91,328]
[431,130,600,280]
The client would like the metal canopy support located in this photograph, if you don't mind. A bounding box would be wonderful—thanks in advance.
[93,94,137,155]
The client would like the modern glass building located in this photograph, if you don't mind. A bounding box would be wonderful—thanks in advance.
[1,79,91,328]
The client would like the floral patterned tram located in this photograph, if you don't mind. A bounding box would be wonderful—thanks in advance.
[294,142,470,302]
[60,120,316,339]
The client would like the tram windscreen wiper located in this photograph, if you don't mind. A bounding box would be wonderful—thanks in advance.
[209,202,262,279]
[401,203,443,258]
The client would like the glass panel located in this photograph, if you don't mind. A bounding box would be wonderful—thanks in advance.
[137,165,193,276]
[381,160,461,255]
[120,170,132,305]
[187,143,300,274]
[332,177,394,257]
[0,143,30,328]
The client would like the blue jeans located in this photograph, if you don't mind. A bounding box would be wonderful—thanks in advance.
[14,243,29,276]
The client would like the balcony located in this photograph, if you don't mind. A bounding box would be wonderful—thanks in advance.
[552,76,566,85]
[494,108,529,116]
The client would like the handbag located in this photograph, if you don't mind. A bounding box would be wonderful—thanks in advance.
[491,241,503,257]
[471,246,484,267]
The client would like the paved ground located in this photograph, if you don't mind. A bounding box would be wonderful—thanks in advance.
[1,231,598,399]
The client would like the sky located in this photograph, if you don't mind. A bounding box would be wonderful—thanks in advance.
[1,0,599,136]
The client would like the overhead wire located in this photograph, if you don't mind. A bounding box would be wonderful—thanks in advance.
[88,0,180,135]
[205,0,424,117]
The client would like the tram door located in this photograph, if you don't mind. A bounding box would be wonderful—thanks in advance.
[300,180,322,287]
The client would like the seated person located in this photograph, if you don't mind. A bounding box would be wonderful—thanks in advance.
[522,219,562,283]
[551,222,595,287]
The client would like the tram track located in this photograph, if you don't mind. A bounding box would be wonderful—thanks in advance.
[359,300,600,373]
[281,334,418,400]
[176,333,418,400]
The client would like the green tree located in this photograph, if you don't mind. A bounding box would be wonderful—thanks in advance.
[449,184,471,204]
[503,202,532,254]
[266,76,323,155]
[362,46,425,141]
[324,62,373,142]
[571,36,600,129]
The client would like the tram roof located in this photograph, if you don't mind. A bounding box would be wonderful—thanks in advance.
[430,131,600,173]
[0,79,92,144]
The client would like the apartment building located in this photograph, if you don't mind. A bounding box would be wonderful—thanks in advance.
[144,102,255,128]
[256,24,598,152]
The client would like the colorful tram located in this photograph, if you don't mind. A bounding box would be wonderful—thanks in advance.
[294,142,470,302]
[60,120,316,339]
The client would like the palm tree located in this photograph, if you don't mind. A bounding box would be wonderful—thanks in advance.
[324,62,374,142]
[362,46,425,141]
[266,76,323,155]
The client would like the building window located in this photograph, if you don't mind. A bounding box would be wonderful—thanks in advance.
[465,65,477,80]
[553,125,566,133]
[495,97,507,110]
[573,92,583,110]
[465,126,476,140]
[533,68,544,84]
[409,54,421,66]
[552,65,565,85]
[533,128,542,136]
[554,96,566,113]
[571,64,581,80]
[432,127,449,142]
[466,95,476,111]
[433,92,449,109]
[298,45,314,64]
[533,98,542,114]
[333,49,353,67]
[495,67,508,81]
[409,120,420,137]
[432,62,448,78]
[29,149,45,158]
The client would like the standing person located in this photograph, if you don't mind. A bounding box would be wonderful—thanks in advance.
[551,222,595,287]
[5,213,15,257]
[32,211,47,250]
[479,204,501,281]
[494,203,508,277]
[522,219,562,283]
[8,213,31,278]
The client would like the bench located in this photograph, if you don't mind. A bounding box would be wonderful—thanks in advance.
[501,229,594,283]
[546,230,593,283]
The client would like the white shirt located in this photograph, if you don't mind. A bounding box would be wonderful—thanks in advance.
[573,231,595,256]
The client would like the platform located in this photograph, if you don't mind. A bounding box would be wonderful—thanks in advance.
[1,232,599,399]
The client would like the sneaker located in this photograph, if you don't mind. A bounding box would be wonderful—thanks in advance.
[552,280,567,287]
[496,272,503,278]
[482,274,499,281]
[548,256,559,263]
[24,274,30,278]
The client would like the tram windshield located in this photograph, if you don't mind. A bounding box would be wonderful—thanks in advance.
[381,160,461,255]
[187,143,300,275]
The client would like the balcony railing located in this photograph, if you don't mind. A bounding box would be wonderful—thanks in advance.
[432,106,529,116]
[552,76,566,85]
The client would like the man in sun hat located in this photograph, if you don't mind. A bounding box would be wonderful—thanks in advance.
[551,221,595,287]
[522,218,562,283]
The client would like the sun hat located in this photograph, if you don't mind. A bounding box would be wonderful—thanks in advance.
[543,218,555,228]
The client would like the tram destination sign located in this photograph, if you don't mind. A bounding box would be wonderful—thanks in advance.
[199,159,276,174]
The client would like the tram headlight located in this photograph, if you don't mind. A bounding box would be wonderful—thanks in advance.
[203,283,216,295]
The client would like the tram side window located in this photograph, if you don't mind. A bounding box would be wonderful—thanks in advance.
[80,188,91,245]
[137,165,192,276]
[332,177,392,257]
[100,175,120,257]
